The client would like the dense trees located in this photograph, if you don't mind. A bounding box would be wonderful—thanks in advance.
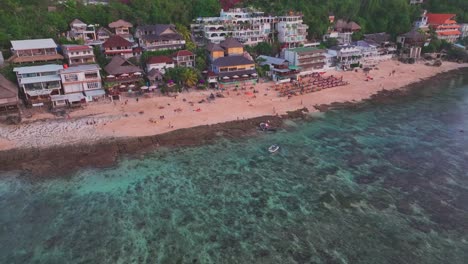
[0,0,466,51]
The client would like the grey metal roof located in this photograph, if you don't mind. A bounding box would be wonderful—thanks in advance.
[11,39,57,50]
[257,55,288,66]
[20,75,61,85]
[60,64,100,74]
[13,64,63,74]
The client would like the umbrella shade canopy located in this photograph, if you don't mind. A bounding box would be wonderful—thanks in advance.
[129,84,136,88]
[242,74,249,77]
[107,75,115,78]
[251,73,258,76]
[223,76,230,79]
[149,85,157,89]
[120,85,127,88]
[233,75,239,78]
[134,72,142,75]
[121,73,129,77]
[140,86,149,89]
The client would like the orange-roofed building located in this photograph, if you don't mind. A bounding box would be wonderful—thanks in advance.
[426,13,461,43]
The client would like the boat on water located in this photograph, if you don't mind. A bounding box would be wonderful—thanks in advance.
[268,144,280,153]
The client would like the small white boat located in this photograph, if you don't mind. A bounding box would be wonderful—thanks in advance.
[268,144,280,153]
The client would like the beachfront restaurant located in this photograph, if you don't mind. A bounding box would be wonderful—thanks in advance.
[211,55,258,88]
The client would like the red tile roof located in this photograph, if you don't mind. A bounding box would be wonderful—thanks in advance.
[220,0,242,11]
[103,35,132,48]
[173,50,193,57]
[427,13,457,25]
[64,45,92,51]
[437,30,461,36]
[147,56,173,64]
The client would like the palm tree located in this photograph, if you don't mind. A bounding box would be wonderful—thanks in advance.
[182,69,198,87]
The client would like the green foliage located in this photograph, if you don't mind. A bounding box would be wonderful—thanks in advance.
[323,37,338,48]
[164,67,200,88]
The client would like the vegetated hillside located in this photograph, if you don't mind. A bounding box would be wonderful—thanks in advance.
[0,0,466,50]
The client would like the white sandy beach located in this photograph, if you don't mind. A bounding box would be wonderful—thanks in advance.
[0,60,466,151]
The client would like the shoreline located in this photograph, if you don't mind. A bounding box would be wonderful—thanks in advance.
[0,64,467,179]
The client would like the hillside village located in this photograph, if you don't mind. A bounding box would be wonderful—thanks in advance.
[1,0,468,124]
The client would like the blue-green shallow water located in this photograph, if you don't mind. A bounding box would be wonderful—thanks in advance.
[1,75,468,264]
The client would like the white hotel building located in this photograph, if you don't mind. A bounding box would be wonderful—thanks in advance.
[191,8,308,48]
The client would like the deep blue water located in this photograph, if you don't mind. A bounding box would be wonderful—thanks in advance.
[1,74,468,263]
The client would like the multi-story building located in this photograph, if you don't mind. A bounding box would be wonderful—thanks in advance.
[414,10,430,31]
[276,14,309,48]
[397,29,427,59]
[323,19,361,45]
[67,19,97,43]
[257,55,299,83]
[207,38,257,87]
[172,50,195,68]
[102,35,134,58]
[191,8,308,47]
[13,64,63,106]
[146,56,175,75]
[9,39,63,64]
[283,47,326,74]
[108,19,134,42]
[135,24,185,51]
[327,45,362,70]
[62,45,96,66]
[104,56,144,88]
[460,24,468,39]
[59,64,103,95]
[363,33,397,59]
[354,41,381,67]
[97,27,113,42]
[426,13,461,43]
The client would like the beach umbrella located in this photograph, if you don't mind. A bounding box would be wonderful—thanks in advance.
[233,75,239,78]
[120,85,127,88]
[242,74,249,77]
[223,76,230,79]
[129,84,136,88]
[141,86,149,90]
[251,73,257,77]
[134,72,142,75]
[107,75,115,78]
[149,85,157,89]
[121,73,129,77]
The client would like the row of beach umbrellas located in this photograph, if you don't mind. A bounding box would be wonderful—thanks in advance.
[222,73,257,80]
[107,72,142,78]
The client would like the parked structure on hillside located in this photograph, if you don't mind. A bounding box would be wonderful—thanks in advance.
[13,64,63,106]
[172,50,195,68]
[191,8,308,48]
[397,29,427,60]
[324,18,361,45]
[102,35,134,58]
[67,19,97,44]
[206,38,257,87]
[104,56,143,88]
[109,19,134,42]
[426,13,461,43]
[62,45,96,66]
[283,47,326,74]
[9,39,63,64]
[257,55,299,83]
[327,45,362,70]
[146,56,175,75]
[135,24,185,51]
[58,64,104,102]
[0,74,20,120]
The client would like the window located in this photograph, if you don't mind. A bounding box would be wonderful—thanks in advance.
[64,74,78,82]
[85,72,99,79]
[86,82,101,89]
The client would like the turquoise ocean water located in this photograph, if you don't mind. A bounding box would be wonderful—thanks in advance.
[1,74,468,263]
